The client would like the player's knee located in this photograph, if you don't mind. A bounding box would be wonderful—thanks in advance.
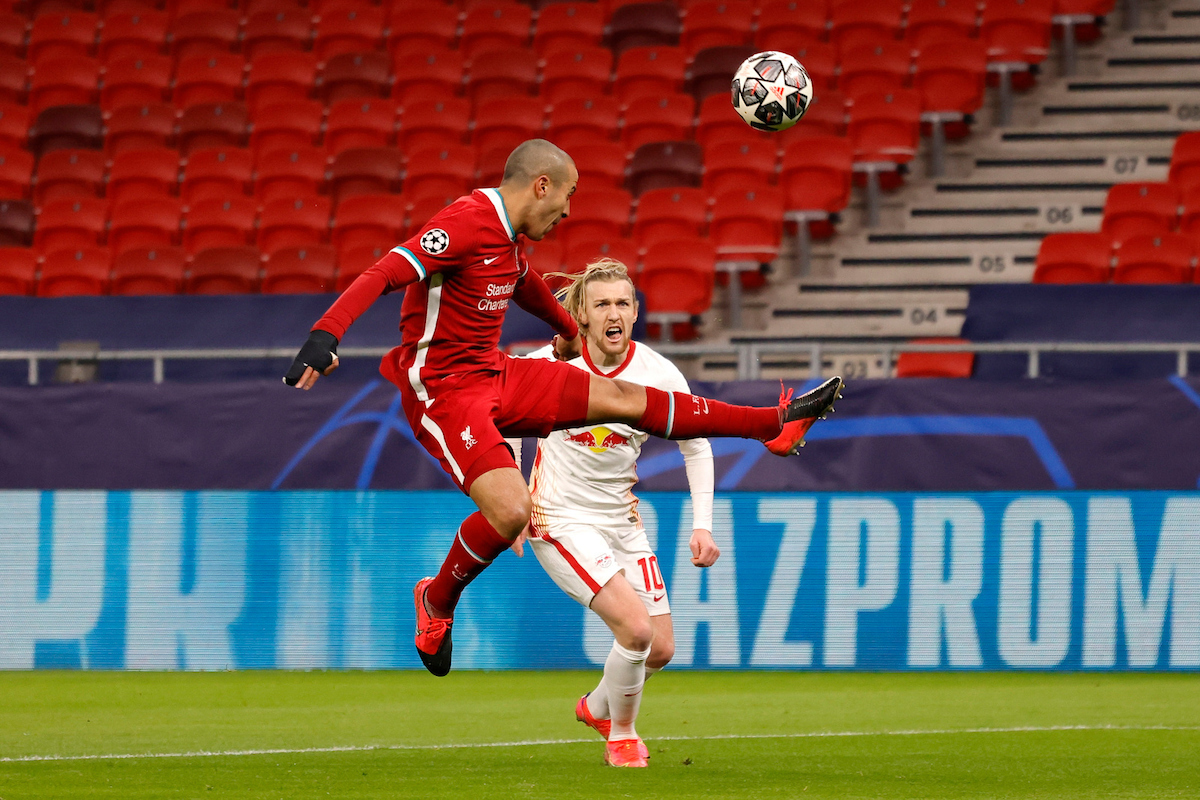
[623,618,653,652]
[648,638,674,669]
[493,501,531,540]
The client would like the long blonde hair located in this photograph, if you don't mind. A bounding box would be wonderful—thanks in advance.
[547,257,637,323]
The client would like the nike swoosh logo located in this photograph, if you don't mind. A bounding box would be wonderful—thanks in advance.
[653,594,665,602]
[483,256,498,264]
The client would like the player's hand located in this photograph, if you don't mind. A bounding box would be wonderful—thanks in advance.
[552,333,582,361]
[284,330,340,390]
[511,524,531,557]
[690,528,719,567]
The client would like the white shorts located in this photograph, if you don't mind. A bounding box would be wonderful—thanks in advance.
[529,520,671,616]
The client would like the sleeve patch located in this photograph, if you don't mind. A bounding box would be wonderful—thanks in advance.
[420,228,450,255]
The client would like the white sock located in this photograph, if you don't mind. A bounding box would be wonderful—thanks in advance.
[603,641,650,741]
[586,674,610,720]
[644,663,663,682]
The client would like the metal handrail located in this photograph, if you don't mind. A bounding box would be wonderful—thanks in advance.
[3,341,1198,385]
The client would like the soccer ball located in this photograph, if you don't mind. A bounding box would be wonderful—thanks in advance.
[731,51,813,132]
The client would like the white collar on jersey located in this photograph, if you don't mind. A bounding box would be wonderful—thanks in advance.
[480,188,516,242]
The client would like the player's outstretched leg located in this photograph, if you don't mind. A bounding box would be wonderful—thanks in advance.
[764,376,843,456]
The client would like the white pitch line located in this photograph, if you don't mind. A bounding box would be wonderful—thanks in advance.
[3,724,1198,764]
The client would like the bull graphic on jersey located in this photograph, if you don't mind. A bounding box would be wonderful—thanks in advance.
[565,426,631,453]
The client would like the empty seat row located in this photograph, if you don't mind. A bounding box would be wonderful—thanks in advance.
[1099,181,1200,244]
[1033,232,1200,284]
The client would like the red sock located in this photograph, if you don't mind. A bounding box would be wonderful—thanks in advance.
[637,387,782,441]
[425,512,511,615]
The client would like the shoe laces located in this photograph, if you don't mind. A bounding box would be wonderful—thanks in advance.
[422,615,451,638]
[777,379,794,408]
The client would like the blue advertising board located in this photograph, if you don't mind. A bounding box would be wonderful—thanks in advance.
[1,491,1197,672]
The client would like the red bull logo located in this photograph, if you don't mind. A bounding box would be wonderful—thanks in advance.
[565,426,631,453]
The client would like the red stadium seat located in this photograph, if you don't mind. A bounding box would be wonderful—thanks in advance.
[182,195,258,253]
[177,101,248,154]
[170,9,239,59]
[404,189,456,237]
[253,146,328,202]
[1032,231,1113,283]
[108,195,183,253]
[0,247,38,295]
[557,186,631,248]
[187,246,262,294]
[754,0,828,54]
[792,42,839,94]
[539,45,612,104]
[325,98,396,155]
[533,3,604,56]
[839,42,912,101]
[686,44,758,103]
[895,337,975,378]
[639,238,715,340]
[181,146,253,202]
[98,10,168,62]
[258,194,331,252]
[0,101,29,148]
[621,92,695,152]
[564,237,641,277]
[613,45,685,104]
[632,186,708,250]
[1169,131,1200,193]
[1101,182,1180,244]
[522,237,565,287]
[0,12,26,58]
[0,198,34,246]
[472,96,546,159]
[28,103,103,155]
[110,246,186,295]
[780,134,854,238]
[392,45,464,108]
[262,245,337,292]
[607,1,680,57]
[172,53,245,108]
[249,99,324,157]
[703,137,777,197]
[34,196,107,253]
[401,144,476,199]
[680,0,754,58]
[99,54,170,110]
[34,147,104,203]
[460,1,533,61]
[108,145,178,201]
[105,102,175,154]
[1052,0,1113,47]
[913,37,987,140]
[243,9,312,59]
[398,96,470,151]
[0,52,29,104]
[29,56,100,112]
[29,11,97,64]
[628,140,703,197]
[1181,184,1200,235]
[546,95,620,150]
[37,246,111,295]
[695,92,756,147]
[246,52,317,114]
[571,142,627,189]
[466,47,539,105]
[982,0,1053,66]
[319,51,391,104]
[328,146,405,202]
[709,185,785,267]
[386,6,457,56]
[0,141,32,197]
[906,0,980,49]
[314,4,385,60]
[829,0,905,54]
[1112,234,1194,284]
[335,243,386,291]
[848,89,921,190]
[331,192,407,252]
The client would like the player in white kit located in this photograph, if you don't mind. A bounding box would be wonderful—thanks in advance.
[511,258,720,768]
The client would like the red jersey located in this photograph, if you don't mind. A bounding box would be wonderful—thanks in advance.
[314,188,578,401]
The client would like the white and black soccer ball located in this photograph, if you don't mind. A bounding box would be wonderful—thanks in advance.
[731,51,813,132]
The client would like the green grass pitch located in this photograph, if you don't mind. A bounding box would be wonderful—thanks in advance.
[1,671,1197,799]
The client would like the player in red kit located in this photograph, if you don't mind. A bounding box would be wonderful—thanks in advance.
[284,140,842,677]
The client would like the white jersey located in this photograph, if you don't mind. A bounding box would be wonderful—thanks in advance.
[525,341,714,532]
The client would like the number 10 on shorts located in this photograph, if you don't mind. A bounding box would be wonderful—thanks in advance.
[638,556,664,592]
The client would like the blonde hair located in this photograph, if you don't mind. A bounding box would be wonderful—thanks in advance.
[547,257,637,322]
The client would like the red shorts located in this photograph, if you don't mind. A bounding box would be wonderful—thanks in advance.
[388,354,591,493]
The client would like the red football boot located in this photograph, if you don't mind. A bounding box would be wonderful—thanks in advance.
[413,578,453,677]
[764,376,843,456]
[605,738,649,767]
[576,694,650,758]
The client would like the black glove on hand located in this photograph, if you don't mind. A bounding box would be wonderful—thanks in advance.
[283,330,339,386]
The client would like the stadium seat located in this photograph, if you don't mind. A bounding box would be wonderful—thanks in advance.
[181,146,253,202]
[182,195,258,253]
[680,0,754,58]
[913,37,988,139]
[29,56,100,112]
[248,99,323,157]
[1112,234,1195,284]
[0,12,25,58]
[613,45,685,104]
[262,245,337,292]
[753,0,828,54]
[108,195,183,253]
[258,194,331,252]
[169,9,240,59]
[628,140,703,196]
[539,45,613,105]
[386,6,458,56]
[1169,131,1200,193]
[709,185,785,266]
[847,89,922,199]
[780,133,854,242]
[186,245,262,294]
[392,45,464,108]
[104,102,175,154]
[108,145,178,201]
[397,96,471,152]
[331,192,407,252]
[905,0,980,49]
[981,0,1053,67]
[839,42,912,100]
[631,186,708,250]
[98,10,168,62]
[28,103,103,155]
[792,43,839,95]
[701,134,778,200]
[557,186,631,248]
[695,93,757,147]
[0,198,34,246]
[1051,0,1113,49]
[246,52,317,114]
[325,98,397,154]
[639,238,715,341]
[34,196,107,253]
[459,1,533,61]
[335,243,384,291]
[533,2,605,56]
[243,9,312,59]
[328,146,405,202]
[177,101,248,154]
[319,51,391,104]
[621,92,695,152]
[0,52,28,104]
[686,45,757,103]
[894,337,975,378]
[28,11,97,64]
[0,142,32,197]
[1101,182,1180,244]
[314,4,385,60]
[465,47,539,105]
[37,246,111,295]
[1032,231,1113,283]
[829,0,905,54]
[607,2,680,57]
[33,147,104,203]
[404,189,457,237]
[99,53,170,110]
[0,247,38,295]
[172,53,245,108]
[110,246,186,294]
[571,142,627,189]
[564,237,641,277]
[522,236,564,281]
[545,95,620,150]
[253,146,327,201]
[0,101,29,148]
[1181,185,1200,235]
[472,96,546,158]
[401,144,476,199]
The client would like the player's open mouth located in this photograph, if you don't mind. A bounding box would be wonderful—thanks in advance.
[605,325,622,343]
